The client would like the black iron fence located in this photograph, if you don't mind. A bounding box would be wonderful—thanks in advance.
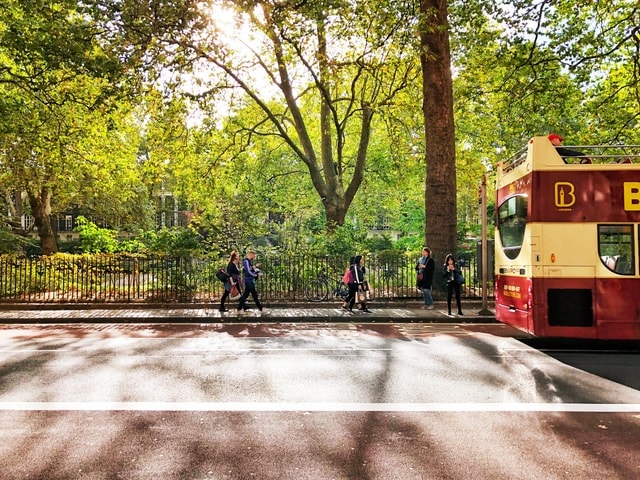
[0,252,494,304]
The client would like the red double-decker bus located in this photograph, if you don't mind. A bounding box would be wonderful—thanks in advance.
[495,136,640,339]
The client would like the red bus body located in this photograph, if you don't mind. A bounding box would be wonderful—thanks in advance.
[495,137,640,339]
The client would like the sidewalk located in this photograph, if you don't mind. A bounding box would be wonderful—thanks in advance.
[0,301,496,324]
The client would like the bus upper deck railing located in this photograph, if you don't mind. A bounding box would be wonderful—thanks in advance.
[558,144,640,163]
[501,145,528,174]
[500,140,640,174]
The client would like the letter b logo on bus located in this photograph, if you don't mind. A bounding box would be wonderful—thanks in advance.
[624,182,640,211]
[554,182,576,208]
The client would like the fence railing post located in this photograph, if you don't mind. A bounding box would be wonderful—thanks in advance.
[0,250,493,304]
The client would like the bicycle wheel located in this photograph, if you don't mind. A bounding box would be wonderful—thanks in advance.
[304,279,329,302]
[334,281,350,300]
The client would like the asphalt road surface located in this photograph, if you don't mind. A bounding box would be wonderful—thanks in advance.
[0,322,639,480]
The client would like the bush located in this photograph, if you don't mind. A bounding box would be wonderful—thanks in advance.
[0,229,39,255]
[393,234,423,252]
[75,216,119,253]
[139,227,203,257]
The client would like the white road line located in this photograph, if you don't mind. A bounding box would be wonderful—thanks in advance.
[0,402,639,412]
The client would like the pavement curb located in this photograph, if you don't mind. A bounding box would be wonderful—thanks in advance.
[0,304,497,325]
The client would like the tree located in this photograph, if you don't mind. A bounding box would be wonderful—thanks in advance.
[162,0,420,232]
[446,0,639,243]
[0,0,157,253]
[419,0,458,260]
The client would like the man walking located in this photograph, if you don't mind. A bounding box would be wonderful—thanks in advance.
[237,250,265,313]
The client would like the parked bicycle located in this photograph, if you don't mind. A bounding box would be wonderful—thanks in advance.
[304,268,350,302]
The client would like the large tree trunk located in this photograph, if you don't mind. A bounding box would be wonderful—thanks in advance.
[28,187,58,255]
[420,0,457,266]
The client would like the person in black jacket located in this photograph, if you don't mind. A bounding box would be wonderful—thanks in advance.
[548,133,591,164]
[416,247,435,309]
[237,250,264,313]
[443,253,463,316]
[220,251,241,312]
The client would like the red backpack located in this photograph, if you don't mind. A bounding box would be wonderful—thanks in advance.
[342,265,355,284]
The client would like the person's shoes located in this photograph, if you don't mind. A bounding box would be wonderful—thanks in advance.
[426,305,435,310]
[362,308,372,313]
[219,308,229,312]
[458,311,464,316]
[342,305,349,311]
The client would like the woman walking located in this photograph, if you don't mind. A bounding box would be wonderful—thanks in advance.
[346,255,371,313]
[442,253,463,316]
[220,251,241,312]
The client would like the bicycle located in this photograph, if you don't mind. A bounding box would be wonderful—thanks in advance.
[304,268,350,302]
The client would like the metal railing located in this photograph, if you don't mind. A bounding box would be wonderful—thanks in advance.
[0,252,494,304]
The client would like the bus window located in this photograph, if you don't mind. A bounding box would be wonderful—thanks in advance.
[497,195,528,260]
[598,225,635,275]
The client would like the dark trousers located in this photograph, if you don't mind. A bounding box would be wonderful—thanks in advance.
[346,283,366,310]
[238,279,262,310]
[220,289,230,309]
[446,281,462,314]
[220,279,234,309]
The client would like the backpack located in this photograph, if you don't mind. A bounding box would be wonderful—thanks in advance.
[342,265,355,284]
[215,268,229,282]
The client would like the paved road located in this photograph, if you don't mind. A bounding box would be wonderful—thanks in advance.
[0,321,639,479]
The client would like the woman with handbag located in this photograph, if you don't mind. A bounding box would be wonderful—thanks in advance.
[442,253,463,317]
[346,255,372,313]
[220,251,241,312]
[416,246,435,309]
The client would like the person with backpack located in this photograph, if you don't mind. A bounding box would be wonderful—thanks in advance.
[416,246,435,309]
[345,255,371,313]
[341,256,356,309]
[219,250,241,312]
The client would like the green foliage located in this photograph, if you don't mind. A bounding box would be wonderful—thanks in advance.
[393,234,424,252]
[1,0,638,259]
[75,216,119,253]
[0,228,38,255]
[365,234,394,252]
[299,222,368,257]
[117,238,148,254]
[139,227,203,257]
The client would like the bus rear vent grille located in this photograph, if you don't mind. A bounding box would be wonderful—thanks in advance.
[547,289,594,327]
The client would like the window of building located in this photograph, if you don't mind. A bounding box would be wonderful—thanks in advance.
[598,225,634,275]
[22,215,34,230]
[497,195,528,260]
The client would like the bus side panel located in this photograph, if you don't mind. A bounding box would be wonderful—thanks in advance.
[532,277,595,339]
[594,278,640,340]
[533,277,640,339]
[495,274,532,333]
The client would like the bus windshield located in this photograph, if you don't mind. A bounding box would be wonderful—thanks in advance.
[498,195,528,260]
